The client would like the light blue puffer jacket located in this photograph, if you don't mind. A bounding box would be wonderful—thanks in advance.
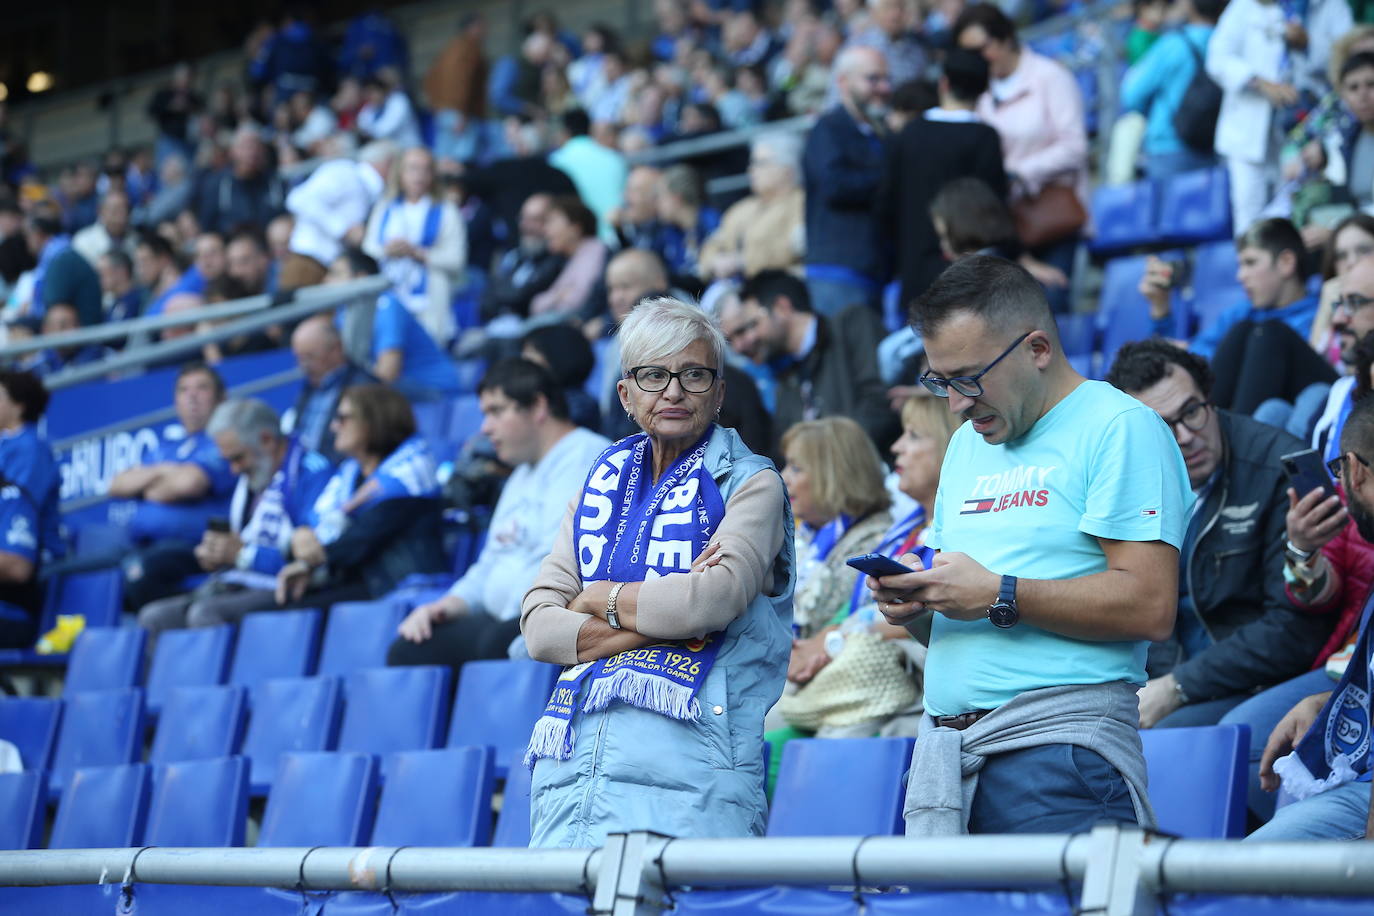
[529,426,796,848]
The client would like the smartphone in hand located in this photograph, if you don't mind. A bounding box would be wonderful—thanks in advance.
[845,553,918,578]
[1281,448,1337,501]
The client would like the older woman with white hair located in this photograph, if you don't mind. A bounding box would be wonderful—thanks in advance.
[698,131,806,280]
[521,297,796,847]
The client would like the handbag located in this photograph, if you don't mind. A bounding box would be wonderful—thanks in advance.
[1011,181,1087,250]
[779,630,920,732]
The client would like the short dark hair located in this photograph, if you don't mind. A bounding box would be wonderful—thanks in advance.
[890,79,938,115]
[1341,387,1374,458]
[478,357,570,421]
[929,177,1017,255]
[521,324,596,389]
[739,268,812,314]
[338,247,380,278]
[548,195,598,239]
[25,202,63,239]
[1343,51,1374,82]
[952,3,1018,48]
[561,108,591,137]
[102,248,134,275]
[943,48,990,102]
[1105,338,1215,397]
[1192,0,1226,22]
[0,370,50,423]
[177,362,227,400]
[1236,217,1310,281]
[909,255,1053,339]
[136,230,176,263]
[341,383,417,458]
[227,228,268,253]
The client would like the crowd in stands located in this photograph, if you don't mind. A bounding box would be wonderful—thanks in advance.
[5,0,1374,847]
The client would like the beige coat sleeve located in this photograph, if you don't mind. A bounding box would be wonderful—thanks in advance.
[520,470,788,666]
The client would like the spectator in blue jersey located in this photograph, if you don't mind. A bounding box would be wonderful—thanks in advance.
[328,250,461,402]
[338,11,409,82]
[0,370,63,649]
[112,364,237,606]
[362,147,467,347]
[22,202,102,327]
[136,398,334,636]
[97,250,144,324]
[249,7,334,102]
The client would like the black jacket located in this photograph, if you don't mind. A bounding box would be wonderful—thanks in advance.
[283,363,379,465]
[772,308,897,455]
[876,116,1007,307]
[322,496,448,599]
[1158,410,1335,701]
[801,106,888,281]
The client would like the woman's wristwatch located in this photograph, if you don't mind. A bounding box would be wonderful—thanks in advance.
[605,582,626,630]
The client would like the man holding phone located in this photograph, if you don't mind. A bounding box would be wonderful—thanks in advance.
[872,256,1192,836]
[1107,340,1333,729]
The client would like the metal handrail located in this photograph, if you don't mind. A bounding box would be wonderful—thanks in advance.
[625,116,813,168]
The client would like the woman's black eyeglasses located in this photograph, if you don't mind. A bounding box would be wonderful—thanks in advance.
[627,366,719,394]
[919,331,1032,399]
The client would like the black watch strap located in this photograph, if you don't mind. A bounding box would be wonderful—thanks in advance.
[999,574,1017,605]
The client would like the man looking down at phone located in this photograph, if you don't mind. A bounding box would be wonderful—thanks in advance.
[872,255,1192,836]
[1108,340,1332,729]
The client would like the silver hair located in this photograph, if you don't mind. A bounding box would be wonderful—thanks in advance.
[750,131,803,177]
[359,140,399,167]
[834,45,882,82]
[207,398,282,446]
[618,297,726,375]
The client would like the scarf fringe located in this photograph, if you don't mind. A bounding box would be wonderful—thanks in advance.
[581,667,702,720]
[524,717,576,767]
[1274,750,1362,800]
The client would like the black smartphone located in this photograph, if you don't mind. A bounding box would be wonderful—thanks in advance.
[1281,449,1337,501]
[205,517,231,534]
[845,553,918,578]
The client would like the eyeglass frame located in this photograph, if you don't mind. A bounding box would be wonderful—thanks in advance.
[1161,398,1212,435]
[1327,451,1372,480]
[919,331,1034,399]
[1333,292,1374,314]
[624,365,720,394]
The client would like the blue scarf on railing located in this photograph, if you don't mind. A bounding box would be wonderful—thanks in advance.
[311,434,439,545]
[526,426,727,764]
[1275,595,1374,799]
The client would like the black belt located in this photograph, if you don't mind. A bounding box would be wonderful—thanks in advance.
[932,709,992,731]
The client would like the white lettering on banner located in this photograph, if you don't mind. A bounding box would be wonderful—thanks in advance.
[650,509,693,539]
[662,478,700,511]
[577,451,629,578]
[646,539,692,571]
[58,427,162,502]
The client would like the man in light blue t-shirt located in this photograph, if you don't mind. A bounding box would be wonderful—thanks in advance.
[872,255,1193,836]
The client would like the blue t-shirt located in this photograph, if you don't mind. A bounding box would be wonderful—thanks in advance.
[924,381,1193,716]
[0,425,62,566]
[341,294,461,398]
[1189,294,1320,362]
[1121,25,1216,156]
[120,425,238,543]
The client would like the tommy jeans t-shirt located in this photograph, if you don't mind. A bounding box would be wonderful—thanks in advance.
[924,380,1193,717]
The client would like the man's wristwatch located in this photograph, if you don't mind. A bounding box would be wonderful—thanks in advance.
[605,582,626,630]
[1284,539,1317,566]
[987,575,1019,629]
[823,629,846,660]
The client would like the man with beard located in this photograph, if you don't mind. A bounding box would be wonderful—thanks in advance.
[136,398,333,638]
[800,45,891,316]
[480,192,565,321]
[1312,257,1374,463]
[1244,396,1374,840]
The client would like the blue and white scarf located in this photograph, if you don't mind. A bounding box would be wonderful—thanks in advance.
[846,506,931,624]
[1275,594,1374,799]
[311,434,439,545]
[221,437,314,588]
[526,427,727,764]
[377,197,442,313]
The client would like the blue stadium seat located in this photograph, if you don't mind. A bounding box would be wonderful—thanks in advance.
[371,747,495,846]
[448,660,560,778]
[1057,312,1099,378]
[413,399,455,461]
[492,750,534,847]
[1075,67,1099,134]
[0,568,127,666]
[317,601,407,676]
[1189,240,1245,337]
[241,676,341,796]
[148,684,247,764]
[144,756,250,847]
[585,338,613,399]
[448,393,485,448]
[338,666,451,766]
[63,626,146,694]
[1088,180,1159,255]
[48,687,144,799]
[49,762,150,849]
[1097,253,1189,369]
[228,608,322,686]
[1141,724,1249,838]
[0,697,61,771]
[767,737,915,837]
[1158,167,1233,245]
[454,358,487,393]
[145,624,234,716]
[0,771,45,849]
[258,751,378,847]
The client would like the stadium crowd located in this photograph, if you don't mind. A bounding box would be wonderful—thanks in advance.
[2,0,1374,848]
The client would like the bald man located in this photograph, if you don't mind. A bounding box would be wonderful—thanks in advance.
[802,44,892,317]
[280,314,378,464]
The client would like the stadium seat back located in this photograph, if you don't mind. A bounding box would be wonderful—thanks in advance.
[149,684,247,764]
[317,601,407,676]
[0,771,45,849]
[1190,240,1245,336]
[1098,253,1188,368]
[49,763,150,849]
[492,749,534,847]
[145,624,234,715]
[338,666,450,760]
[48,687,144,798]
[1141,723,1249,838]
[144,756,250,847]
[0,697,61,771]
[50,568,126,630]
[372,746,495,846]
[63,626,146,694]
[228,608,322,686]
[447,394,484,445]
[412,399,455,461]
[448,660,560,778]
[768,737,915,837]
[1158,167,1233,245]
[259,751,378,847]
[1088,181,1159,255]
[241,676,342,796]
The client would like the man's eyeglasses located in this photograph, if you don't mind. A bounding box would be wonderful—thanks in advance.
[919,331,1033,399]
[1163,399,1211,435]
[1334,292,1374,313]
[1327,451,1372,479]
[627,366,719,394]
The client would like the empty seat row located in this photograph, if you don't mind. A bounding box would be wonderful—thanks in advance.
[0,568,126,667]
[1091,168,1233,255]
